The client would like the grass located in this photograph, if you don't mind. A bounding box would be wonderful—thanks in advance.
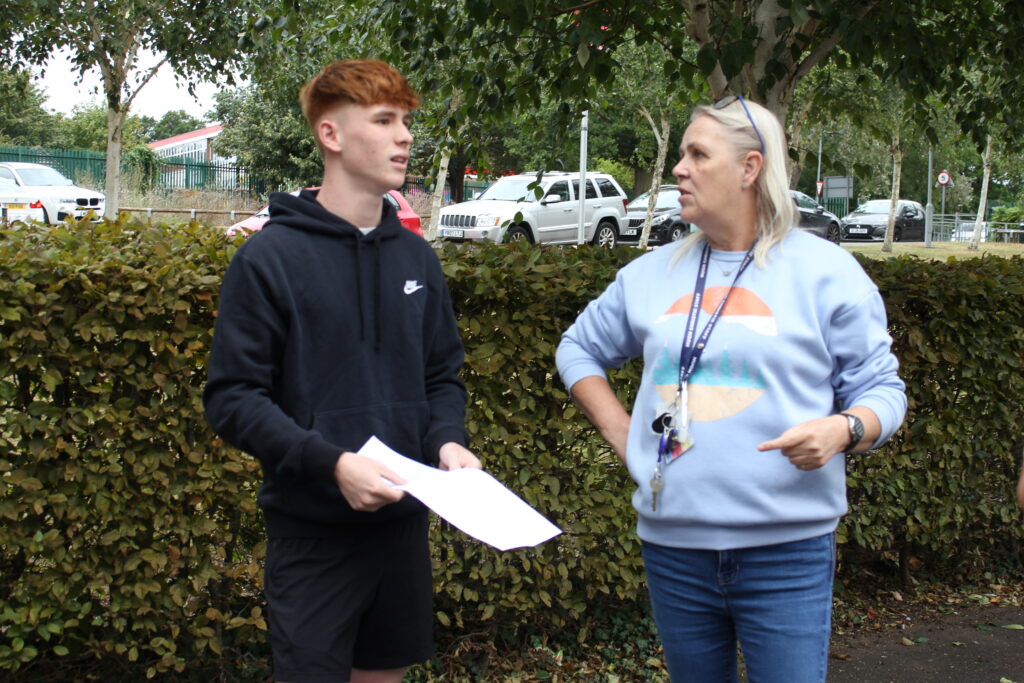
[843,240,1024,260]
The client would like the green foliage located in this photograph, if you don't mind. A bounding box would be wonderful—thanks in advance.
[842,254,1024,574]
[0,228,1022,678]
[147,110,207,143]
[991,205,1024,224]
[434,242,645,633]
[210,87,320,193]
[0,219,265,678]
[0,67,58,147]
[120,146,164,194]
[592,157,636,197]
[48,104,155,154]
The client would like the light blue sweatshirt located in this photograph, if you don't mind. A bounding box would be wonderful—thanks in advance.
[556,230,906,550]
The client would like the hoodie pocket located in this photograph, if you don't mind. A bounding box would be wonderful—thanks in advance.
[312,400,432,464]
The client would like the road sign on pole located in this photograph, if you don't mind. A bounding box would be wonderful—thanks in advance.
[816,180,824,197]
[937,171,952,186]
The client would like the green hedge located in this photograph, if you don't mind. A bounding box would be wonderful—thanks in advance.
[1,220,1022,677]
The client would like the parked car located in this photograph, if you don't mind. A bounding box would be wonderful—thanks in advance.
[791,190,842,244]
[0,177,46,225]
[437,171,628,247]
[841,199,926,242]
[618,185,691,246]
[227,189,423,236]
[0,162,105,224]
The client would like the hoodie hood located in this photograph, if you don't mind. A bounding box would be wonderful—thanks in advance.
[265,188,405,350]
[267,187,405,241]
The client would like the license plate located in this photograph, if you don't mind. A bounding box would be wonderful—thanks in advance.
[849,227,868,234]
[4,203,27,210]
[624,228,637,236]
[440,228,464,238]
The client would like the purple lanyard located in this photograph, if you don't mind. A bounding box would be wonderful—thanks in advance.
[677,242,756,388]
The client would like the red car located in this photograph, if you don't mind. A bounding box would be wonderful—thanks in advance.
[227,189,423,237]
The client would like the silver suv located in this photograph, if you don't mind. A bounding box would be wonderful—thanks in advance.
[438,171,628,246]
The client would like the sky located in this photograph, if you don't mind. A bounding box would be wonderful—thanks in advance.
[32,47,228,122]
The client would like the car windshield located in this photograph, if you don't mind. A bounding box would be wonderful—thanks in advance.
[15,167,74,186]
[628,188,679,212]
[477,178,540,202]
[851,200,893,215]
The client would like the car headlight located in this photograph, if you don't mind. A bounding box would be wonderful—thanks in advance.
[59,198,78,204]
[651,214,671,225]
[476,213,500,227]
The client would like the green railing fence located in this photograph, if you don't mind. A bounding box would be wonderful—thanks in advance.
[0,145,267,195]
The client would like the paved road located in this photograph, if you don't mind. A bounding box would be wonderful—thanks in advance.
[828,605,1024,682]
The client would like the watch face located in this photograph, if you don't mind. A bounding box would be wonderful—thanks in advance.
[845,414,864,446]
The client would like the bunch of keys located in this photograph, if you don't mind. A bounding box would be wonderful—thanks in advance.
[650,427,677,511]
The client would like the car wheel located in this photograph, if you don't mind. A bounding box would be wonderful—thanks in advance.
[893,225,904,242]
[592,220,617,248]
[669,225,686,242]
[826,223,841,245]
[505,225,533,244]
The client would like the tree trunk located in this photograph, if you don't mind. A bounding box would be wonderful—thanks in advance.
[968,134,993,251]
[104,106,126,219]
[882,130,901,254]
[446,152,467,204]
[638,111,670,251]
[427,148,452,244]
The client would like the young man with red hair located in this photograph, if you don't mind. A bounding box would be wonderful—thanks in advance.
[204,60,479,683]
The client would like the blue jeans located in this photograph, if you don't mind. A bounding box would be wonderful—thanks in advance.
[642,533,835,683]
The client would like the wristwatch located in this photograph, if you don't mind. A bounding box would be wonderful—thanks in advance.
[840,412,865,452]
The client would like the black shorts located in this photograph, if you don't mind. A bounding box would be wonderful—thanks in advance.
[263,512,434,682]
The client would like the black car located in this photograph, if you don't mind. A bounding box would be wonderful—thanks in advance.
[791,190,842,244]
[619,185,691,246]
[841,199,926,242]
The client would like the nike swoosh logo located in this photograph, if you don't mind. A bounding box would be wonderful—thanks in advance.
[404,281,425,295]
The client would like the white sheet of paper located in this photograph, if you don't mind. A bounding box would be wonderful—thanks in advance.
[357,436,562,551]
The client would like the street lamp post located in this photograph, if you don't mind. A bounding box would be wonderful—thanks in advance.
[815,131,839,202]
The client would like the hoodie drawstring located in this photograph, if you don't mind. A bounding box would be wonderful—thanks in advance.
[354,238,367,343]
[374,244,383,352]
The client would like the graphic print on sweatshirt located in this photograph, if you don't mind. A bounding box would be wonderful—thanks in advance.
[652,286,772,422]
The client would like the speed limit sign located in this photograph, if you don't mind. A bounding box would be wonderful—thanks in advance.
[937,171,952,186]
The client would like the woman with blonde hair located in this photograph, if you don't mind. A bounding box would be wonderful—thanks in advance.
[557,96,906,681]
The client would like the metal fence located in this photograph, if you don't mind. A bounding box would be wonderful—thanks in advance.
[932,215,1023,243]
[403,177,494,204]
[0,145,266,195]
[0,145,105,185]
[156,155,266,194]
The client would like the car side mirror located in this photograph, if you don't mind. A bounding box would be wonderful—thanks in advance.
[541,194,563,204]
[815,206,824,213]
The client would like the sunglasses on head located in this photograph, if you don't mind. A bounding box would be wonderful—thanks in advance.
[713,94,766,155]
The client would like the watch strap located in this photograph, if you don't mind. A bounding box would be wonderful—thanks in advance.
[840,412,865,452]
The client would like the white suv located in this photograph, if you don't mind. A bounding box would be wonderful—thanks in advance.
[438,171,628,246]
[0,162,106,224]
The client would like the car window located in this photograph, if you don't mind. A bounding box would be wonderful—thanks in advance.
[15,166,74,186]
[852,200,892,215]
[571,179,598,199]
[0,168,15,182]
[546,181,570,202]
[477,178,540,202]
[627,188,680,211]
[595,178,621,198]
[383,193,399,211]
[793,192,817,209]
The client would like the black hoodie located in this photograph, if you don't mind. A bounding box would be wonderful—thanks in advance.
[204,189,468,537]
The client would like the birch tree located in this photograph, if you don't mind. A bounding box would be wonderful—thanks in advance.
[1,0,251,217]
